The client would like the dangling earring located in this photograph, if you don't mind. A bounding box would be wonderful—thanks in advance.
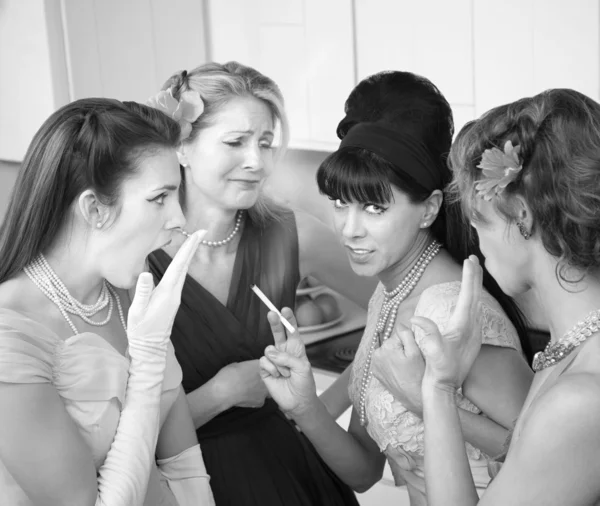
[516,221,531,239]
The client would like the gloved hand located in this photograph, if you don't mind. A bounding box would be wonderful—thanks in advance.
[95,230,203,505]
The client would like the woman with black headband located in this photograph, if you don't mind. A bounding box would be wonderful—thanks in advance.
[259,71,533,505]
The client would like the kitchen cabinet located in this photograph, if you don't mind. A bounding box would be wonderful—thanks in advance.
[355,0,599,135]
[355,0,474,106]
[1,0,209,162]
[354,0,475,133]
[208,0,355,151]
[0,0,68,161]
[473,0,600,116]
[60,0,209,103]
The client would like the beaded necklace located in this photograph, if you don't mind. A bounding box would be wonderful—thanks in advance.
[180,210,244,246]
[359,241,441,425]
[24,254,126,335]
[532,309,600,372]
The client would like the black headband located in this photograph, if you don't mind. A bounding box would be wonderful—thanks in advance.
[339,122,443,191]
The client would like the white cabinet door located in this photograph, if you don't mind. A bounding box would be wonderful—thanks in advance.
[304,0,355,147]
[209,0,355,150]
[355,0,474,107]
[0,0,66,161]
[61,0,208,103]
[473,0,600,117]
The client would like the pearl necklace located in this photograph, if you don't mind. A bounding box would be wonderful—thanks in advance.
[180,210,244,247]
[359,241,442,425]
[24,254,126,335]
[532,309,600,372]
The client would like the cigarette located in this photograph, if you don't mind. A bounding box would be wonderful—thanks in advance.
[251,284,296,334]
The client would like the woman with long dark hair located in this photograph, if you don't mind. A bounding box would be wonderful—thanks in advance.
[0,98,213,505]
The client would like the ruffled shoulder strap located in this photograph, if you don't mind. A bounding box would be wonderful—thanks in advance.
[0,309,61,384]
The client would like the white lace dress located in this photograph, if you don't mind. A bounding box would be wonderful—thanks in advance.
[349,281,522,506]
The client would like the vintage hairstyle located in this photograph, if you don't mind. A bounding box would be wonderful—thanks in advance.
[449,88,600,287]
[317,70,454,242]
[162,61,289,227]
[317,70,533,362]
[0,98,181,284]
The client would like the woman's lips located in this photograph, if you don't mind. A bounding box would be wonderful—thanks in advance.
[231,178,261,184]
[345,245,374,263]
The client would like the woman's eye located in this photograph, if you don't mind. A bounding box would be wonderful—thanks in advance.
[259,142,274,150]
[224,140,242,147]
[151,193,167,205]
[364,204,386,215]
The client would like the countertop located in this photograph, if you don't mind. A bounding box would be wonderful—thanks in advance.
[305,327,364,374]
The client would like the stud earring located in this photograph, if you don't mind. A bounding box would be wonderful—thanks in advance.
[96,221,103,229]
[516,221,531,239]
[421,222,429,228]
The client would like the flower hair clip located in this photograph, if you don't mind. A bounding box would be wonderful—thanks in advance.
[475,140,523,201]
[146,86,204,142]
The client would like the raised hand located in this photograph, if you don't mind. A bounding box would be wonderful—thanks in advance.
[371,325,426,417]
[259,308,318,417]
[127,230,204,349]
[414,255,484,392]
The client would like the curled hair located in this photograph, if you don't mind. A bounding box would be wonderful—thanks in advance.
[0,98,181,284]
[449,89,600,285]
[163,62,289,227]
[317,70,454,244]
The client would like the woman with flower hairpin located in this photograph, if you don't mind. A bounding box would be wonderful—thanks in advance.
[383,88,600,505]
[0,98,215,505]
[145,62,371,506]
[258,70,534,506]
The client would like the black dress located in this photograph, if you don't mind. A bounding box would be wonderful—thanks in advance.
[148,211,359,506]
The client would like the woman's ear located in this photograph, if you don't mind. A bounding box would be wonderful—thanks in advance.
[176,145,190,168]
[421,190,444,228]
[511,194,533,230]
[77,190,111,230]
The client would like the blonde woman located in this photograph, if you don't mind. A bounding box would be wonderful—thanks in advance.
[147,62,364,506]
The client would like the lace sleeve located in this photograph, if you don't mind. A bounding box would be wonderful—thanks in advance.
[413,282,521,352]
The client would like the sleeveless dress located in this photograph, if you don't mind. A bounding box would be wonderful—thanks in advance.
[148,211,359,506]
[0,308,183,506]
[349,281,523,506]
[488,345,600,505]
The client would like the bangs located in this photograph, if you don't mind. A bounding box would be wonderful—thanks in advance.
[316,148,393,204]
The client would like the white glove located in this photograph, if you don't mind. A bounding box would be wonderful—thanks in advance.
[93,232,203,505]
[158,444,215,506]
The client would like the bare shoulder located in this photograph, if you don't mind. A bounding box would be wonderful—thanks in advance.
[0,272,49,315]
[481,369,600,505]
[521,370,600,447]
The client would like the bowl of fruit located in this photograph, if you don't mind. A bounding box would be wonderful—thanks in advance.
[295,278,344,333]
[296,275,324,297]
